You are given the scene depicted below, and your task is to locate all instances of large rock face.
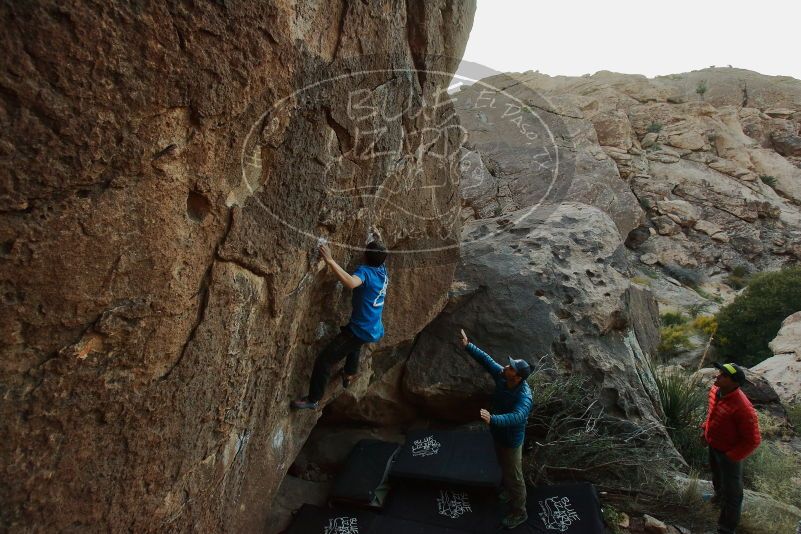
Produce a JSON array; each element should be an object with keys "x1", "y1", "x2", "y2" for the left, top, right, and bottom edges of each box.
[{"x1": 0, "y1": 1, "x2": 475, "y2": 531}]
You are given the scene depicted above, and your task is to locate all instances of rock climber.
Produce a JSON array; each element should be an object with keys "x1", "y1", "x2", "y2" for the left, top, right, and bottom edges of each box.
[
  {"x1": 701, "y1": 362, "x2": 761, "y2": 534},
  {"x1": 458, "y1": 328, "x2": 533, "y2": 529},
  {"x1": 291, "y1": 241, "x2": 388, "y2": 410}
]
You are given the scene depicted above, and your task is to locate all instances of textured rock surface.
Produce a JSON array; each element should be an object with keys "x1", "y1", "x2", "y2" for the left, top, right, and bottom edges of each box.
[
  {"x1": 752, "y1": 312, "x2": 801, "y2": 405},
  {"x1": 404, "y1": 203, "x2": 667, "y2": 432},
  {"x1": 485, "y1": 69, "x2": 801, "y2": 319},
  {"x1": 0, "y1": 1, "x2": 475, "y2": 531}
]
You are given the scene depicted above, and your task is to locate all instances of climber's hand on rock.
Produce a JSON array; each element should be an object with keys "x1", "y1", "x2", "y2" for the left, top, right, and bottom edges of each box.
[
  {"x1": 480, "y1": 409, "x2": 491, "y2": 424},
  {"x1": 459, "y1": 329, "x2": 469, "y2": 348},
  {"x1": 319, "y1": 243, "x2": 333, "y2": 263}
]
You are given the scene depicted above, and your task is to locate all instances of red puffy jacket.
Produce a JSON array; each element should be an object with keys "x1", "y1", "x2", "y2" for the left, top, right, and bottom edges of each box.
[{"x1": 702, "y1": 385, "x2": 761, "y2": 461}]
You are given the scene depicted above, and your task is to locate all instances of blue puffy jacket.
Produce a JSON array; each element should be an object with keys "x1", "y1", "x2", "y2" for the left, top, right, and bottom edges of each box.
[{"x1": 466, "y1": 343, "x2": 533, "y2": 448}]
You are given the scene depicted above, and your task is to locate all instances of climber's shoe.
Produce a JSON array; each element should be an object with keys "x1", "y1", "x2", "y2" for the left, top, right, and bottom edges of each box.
[
  {"x1": 291, "y1": 397, "x2": 319, "y2": 410},
  {"x1": 502, "y1": 512, "x2": 528, "y2": 529}
]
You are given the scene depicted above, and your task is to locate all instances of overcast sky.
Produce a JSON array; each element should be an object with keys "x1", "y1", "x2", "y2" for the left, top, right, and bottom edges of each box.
[{"x1": 458, "y1": 0, "x2": 801, "y2": 81}]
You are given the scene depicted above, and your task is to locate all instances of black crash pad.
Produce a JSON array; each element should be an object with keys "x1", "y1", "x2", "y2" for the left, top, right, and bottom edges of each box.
[
  {"x1": 283, "y1": 504, "x2": 465, "y2": 534},
  {"x1": 389, "y1": 429, "x2": 502, "y2": 488},
  {"x1": 383, "y1": 482, "x2": 604, "y2": 534},
  {"x1": 330, "y1": 439, "x2": 400, "y2": 508},
  {"x1": 384, "y1": 483, "x2": 503, "y2": 533},
  {"x1": 525, "y1": 483, "x2": 604, "y2": 534}
]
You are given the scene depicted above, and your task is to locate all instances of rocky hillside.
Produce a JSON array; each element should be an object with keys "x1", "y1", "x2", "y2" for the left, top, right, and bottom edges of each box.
[
  {"x1": 478, "y1": 68, "x2": 801, "y2": 315},
  {"x1": 0, "y1": 1, "x2": 475, "y2": 531}
]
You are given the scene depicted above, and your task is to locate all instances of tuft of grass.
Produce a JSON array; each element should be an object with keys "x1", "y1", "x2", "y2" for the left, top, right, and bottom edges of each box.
[
  {"x1": 692, "y1": 286, "x2": 722, "y2": 303},
  {"x1": 687, "y1": 302, "x2": 709, "y2": 318},
  {"x1": 756, "y1": 411, "x2": 784, "y2": 440},
  {"x1": 787, "y1": 403, "x2": 801, "y2": 431},
  {"x1": 601, "y1": 505, "x2": 624, "y2": 534},
  {"x1": 744, "y1": 442, "x2": 801, "y2": 508},
  {"x1": 646, "y1": 121, "x2": 663, "y2": 134},
  {"x1": 726, "y1": 264, "x2": 751, "y2": 290},
  {"x1": 759, "y1": 174, "x2": 778, "y2": 188},
  {"x1": 650, "y1": 363, "x2": 707, "y2": 468},
  {"x1": 739, "y1": 505, "x2": 800, "y2": 534},
  {"x1": 696, "y1": 80, "x2": 708, "y2": 98},
  {"x1": 661, "y1": 311, "x2": 688, "y2": 327}
]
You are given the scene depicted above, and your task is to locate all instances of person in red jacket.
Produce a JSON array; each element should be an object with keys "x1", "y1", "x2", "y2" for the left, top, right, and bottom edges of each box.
[{"x1": 701, "y1": 362, "x2": 761, "y2": 534}]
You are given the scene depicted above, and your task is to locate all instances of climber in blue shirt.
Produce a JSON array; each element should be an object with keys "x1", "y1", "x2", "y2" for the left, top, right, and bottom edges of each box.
[
  {"x1": 458, "y1": 328, "x2": 533, "y2": 530},
  {"x1": 292, "y1": 241, "x2": 388, "y2": 410}
]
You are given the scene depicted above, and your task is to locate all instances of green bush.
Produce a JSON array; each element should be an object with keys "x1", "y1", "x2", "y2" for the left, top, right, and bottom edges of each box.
[
  {"x1": 601, "y1": 505, "x2": 624, "y2": 534},
  {"x1": 714, "y1": 266, "x2": 801, "y2": 366},
  {"x1": 696, "y1": 80, "x2": 708, "y2": 98},
  {"x1": 759, "y1": 174, "x2": 778, "y2": 188},
  {"x1": 646, "y1": 121, "x2": 663, "y2": 134},
  {"x1": 661, "y1": 311, "x2": 688, "y2": 326},
  {"x1": 726, "y1": 265, "x2": 751, "y2": 290},
  {"x1": 687, "y1": 302, "x2": 708, "y2": 318},
  {"x1": 658, "y1": 325, "x2": 693, "y2": 359},
  {"x1": 787, "y1": 403, "x2": 801, "y2": 431}
]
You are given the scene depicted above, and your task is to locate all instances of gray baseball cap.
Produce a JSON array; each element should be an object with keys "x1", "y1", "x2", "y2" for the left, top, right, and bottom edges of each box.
[{"x1": 508, "y1": 357, "x2": 531, "y2": 379}]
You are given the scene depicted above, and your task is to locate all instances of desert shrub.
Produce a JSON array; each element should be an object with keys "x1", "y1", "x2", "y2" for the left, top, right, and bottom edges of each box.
[
  {"x1": 691, "y1": 315, "x2": 717, "y2": 336},
  {"x1": 715, "y1": 266, "x2": 801, "y2": 366},
  {"x1": 787, "y1": 403, "x2": 801, "y2": 431},
  {"x1": 759, "y1": 174, "x2": 778, "y2": 188},
  {"x1": 661, "y1": 311, "x2": 687, "y2": 326},
  {"x1": 725, "y1": 265, "x2": 751, "y2": 290},
  {"x1": 601, "y1": 505, "x2": 624, "y2": 534},
  {"x1": 696, "y1": 80, "x2": 708, "y2": 98},
  {"x1": 663, "y1": 263, "x2": 705, "y2": 288},
  {"x1": 646, "y1": 121, "x2": 663, "y2": 134},
  {"x1": 687, "y1": 302, "x2": 708, "y2": 318},
  {"x1": 650, "y1": 363, "x2": 707, "y2": 468},
  {"x1": 525, "y1": 361, "x2": 673, "y2": 486},
  {"x1": 739, "y1": 506, "x2": 800, "y2": 534},
  {"x1": 756, "y1": 411, "x2": 784, "y2": 439},
  {"x1": 658, "y1": 325, "x2": 694, "y2": 359},
  {"x1": 744, "y1": 442, "x2": 801, "y2": 508}
]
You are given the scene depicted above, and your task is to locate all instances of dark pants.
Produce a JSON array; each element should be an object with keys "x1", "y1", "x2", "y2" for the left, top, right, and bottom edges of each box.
[
  {"x1": 709, "y1": 446, "x2": 743, "y2": 534},
  {"x1": 307, "y1": 326, "x2": 364, "y2": 402},
  {"x1": 495, "y1": 443, "x2": 526, "y2": 518}
]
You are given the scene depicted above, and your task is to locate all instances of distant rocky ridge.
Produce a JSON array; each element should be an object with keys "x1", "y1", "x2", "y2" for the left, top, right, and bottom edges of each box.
[{"x1": 458, "y1": 68, "x2": 801, "y2": 314}]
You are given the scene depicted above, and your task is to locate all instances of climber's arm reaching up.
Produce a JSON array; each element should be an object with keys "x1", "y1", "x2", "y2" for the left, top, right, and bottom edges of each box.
[{"x1": 320, "y1": 244, "x2": 363, "y2": 290}]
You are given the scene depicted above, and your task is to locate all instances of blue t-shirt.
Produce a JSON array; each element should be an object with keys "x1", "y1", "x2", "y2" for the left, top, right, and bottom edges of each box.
[{"x1": 347, "y1": 264, "x2": 388, "y2": 343}]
